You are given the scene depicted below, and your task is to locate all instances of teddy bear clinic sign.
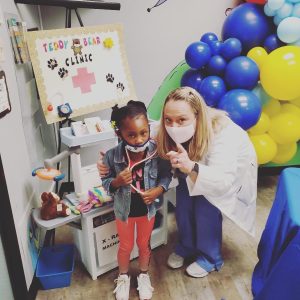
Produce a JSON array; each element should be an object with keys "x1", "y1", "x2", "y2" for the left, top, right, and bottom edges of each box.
[{"x1": 26, "y1": 24, "x2": 136, "y2": 124}]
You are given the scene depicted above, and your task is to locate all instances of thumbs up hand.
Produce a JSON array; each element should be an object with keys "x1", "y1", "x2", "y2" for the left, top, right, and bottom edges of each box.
[{"x1": 167, "y1": 143, "x2": 194, "y2": 174}]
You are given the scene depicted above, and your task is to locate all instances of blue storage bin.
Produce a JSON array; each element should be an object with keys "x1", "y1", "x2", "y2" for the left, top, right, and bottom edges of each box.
[{"x1": 36, "y1": 244, "x2": 75, "y2": 290}]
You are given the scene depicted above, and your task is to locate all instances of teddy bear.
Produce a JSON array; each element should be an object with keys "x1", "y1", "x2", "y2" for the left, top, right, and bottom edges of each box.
[{"x1": 40, "y1": 192, "x2": 71, "y2": 220}]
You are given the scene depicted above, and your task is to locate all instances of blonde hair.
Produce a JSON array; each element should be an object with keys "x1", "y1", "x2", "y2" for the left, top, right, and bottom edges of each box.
[{"x1": 157, "y1": 87, "x2": 228, "y2": 161}]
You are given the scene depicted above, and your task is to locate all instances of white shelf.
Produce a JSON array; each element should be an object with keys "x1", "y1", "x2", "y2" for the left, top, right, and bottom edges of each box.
[
  {"x1": 60, "y1": 127, "x2": 116, "y2": 147},
  {"x1": 32, "y1": 208, "x2": 81, "y2": 230}
]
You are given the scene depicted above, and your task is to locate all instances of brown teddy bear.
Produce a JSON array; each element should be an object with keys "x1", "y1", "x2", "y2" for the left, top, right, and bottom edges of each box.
[{"x1": 40, "y1": 192, "x2": 71, "y2": 220}]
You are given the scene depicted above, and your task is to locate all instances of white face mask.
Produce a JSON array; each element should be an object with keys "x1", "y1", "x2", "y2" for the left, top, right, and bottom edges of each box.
[
  {"x1": 165, "y1": 121, "x2": 196, "y2": 144},
  {"x1": 125, "y1": 140, "x2": 150, "y2": 153}
]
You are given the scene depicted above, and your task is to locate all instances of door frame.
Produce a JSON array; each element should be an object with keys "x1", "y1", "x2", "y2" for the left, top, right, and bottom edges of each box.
[{"x1": 0, "y1": 155, "x2": 38, "y2": 300}]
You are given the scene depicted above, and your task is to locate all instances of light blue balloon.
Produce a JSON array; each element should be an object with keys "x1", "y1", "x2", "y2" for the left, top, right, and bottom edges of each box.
[
  {"x1": 268, "y1": 0, "x2": 285, "y2": 10},
  {"x1": 252, "y1": 83, "x2": 271, "y2": 107},
  {"x1": 274, "y1": 15, "x2": 284, "y2": 26},
  {"x1": 287, "y1": 0, "x2": 300, "y2": 3},
  {"x1": 264, "y1": 3, "x2": 278, "y2": 16},
  {"x1": 292, "y1": 3, "x2": 300, "y2": 17},
  {"x1": 276, "y1": 2, "x2": 293, "y2": 19},
  {"x1": 290, "y1": 38, "x2": 300, "y2": 45},
  {"x1": 277, "y1": 16, "x2": 300, "y2": 43}
]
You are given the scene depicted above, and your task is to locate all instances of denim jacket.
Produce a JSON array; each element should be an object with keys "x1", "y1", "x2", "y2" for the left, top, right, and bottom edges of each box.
[{"x1": 101, "y1": 140, "x2": 172, "y2": 221}]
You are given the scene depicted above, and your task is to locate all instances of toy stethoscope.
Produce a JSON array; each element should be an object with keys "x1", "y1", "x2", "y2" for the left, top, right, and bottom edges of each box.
[
  {"x1": 125, "y1": 146, "x2": 159, "y2": 202},
  {"x1": 32, "y1": 167, "x2": 65, "y2": 181}
]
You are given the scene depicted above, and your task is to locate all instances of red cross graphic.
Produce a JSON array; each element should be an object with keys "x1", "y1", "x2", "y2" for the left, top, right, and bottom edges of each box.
[{"x1": 72, "y1": 67, "x2": 96, "y2": 94}]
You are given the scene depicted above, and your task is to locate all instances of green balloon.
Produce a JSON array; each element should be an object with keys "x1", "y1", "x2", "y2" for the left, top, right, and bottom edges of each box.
[
  {"x1": 252, "y1": 83, "x2": 271, "y2": 107},
  {"x1": 147, "y1": 60, "x2": 189, "y2": 120}
]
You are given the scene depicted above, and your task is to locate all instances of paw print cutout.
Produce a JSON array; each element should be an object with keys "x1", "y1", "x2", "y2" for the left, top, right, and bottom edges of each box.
[
  {"x1": 116, "y1": 82, "x2": 125, "y2": 92},
  {"x1": 58, "y1": 68, "x2": 68, "y2": 79},
  {"x1": 106, "y1": 73, "x2": 114, "y2": 83},
  {"x1": 47, "y1": 59, "x2": 58, "y2": 70}
]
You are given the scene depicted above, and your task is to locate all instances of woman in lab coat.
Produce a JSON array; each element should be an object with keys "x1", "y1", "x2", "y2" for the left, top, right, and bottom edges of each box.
[{"x1": 157, "y1": 87, "x2": 257, "y2": 278}]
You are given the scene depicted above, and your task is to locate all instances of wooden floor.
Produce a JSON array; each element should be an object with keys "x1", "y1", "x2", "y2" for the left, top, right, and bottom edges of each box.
[{"x1": 36, "y1": 175, "x2": 278, "y2": 300}]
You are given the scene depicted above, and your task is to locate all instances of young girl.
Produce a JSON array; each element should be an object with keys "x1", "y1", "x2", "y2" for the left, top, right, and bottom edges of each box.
[{"x1": 101, "y1": 100, "x2": 171, "y2": 300}]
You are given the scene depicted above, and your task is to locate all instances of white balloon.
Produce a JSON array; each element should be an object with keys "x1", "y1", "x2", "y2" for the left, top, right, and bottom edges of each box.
[
  {"x1": 290, "y1": 38, "x2": 300, "y2": 46},
  {"x1": 277, "y1": 17, "x2": 300, "y2": 43},
  {"x1": 292, "y1": 3, "x2": 300, "y2": 17},
  {"x1": 268, "y1": 0, "x2": 285, "y2": 10},
  {"x1": 264, "y1": 3, "x2": 278, "y2": 16},
  {"x1": 276, "y1": 2, "x2": 293, "y2": 19}
]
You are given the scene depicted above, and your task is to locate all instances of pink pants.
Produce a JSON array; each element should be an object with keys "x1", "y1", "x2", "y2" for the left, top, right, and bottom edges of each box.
[{"x1": 116, "y1": 216, "x2": 155, "y2": 273}]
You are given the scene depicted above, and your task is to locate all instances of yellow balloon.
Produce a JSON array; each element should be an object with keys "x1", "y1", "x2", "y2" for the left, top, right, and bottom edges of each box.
[
  {"x1": 260, "y1": 46, "x2": 300, "y2": 100},
  {"x1": 281, "y1": 103, "x2": 300, "y2": 120},
  {"x1": 249, "y1": 133, "x2": 277, "y2": 164},
  {"x1": 248, "y1": 112, "x2": 270, "y2": 135},
  {"x1": 290, "y1": 96, "x2": 300, "y2": 108},
  {"x1": 247, "y1": 47, "x2": 268, "y2": 69},
  {"x1": 262, "y1": 98, "x2": 281, "y2": 117},
  {"x1": 269, "y1": 112, "x2": 300, "y2": 144},
  {"x1": 271, "y1": 142, "x2": 297, "y2": 164}
]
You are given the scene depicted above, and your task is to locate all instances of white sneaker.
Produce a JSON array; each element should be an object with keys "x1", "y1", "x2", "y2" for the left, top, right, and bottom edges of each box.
[
  {"x1": 167, "y1": 252, "x2": 184, "y2": 269},
  {"x1": 113, "y1": 274, "x2": 130, "y2": 300},
  {"x1": 186, "y1": 262, "x2": 223, "y2": 278},
  {"x1": 137, "y1": 273, "x2": 154, "y2": 300}
]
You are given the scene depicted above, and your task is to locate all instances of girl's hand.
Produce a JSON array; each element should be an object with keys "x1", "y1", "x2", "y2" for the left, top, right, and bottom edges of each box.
[
  {"x1": 166, "y1": 143, "x2": 194, "y2": 174},
  {"x1": 97, "y1": 151, "x2": 109, "y2": 177},
  {"x1": 141, "y1": 186, "x2": 164, "y2": 205},
  {"x1": 112, "y1": 168, "x2": 132, "y2": 188}
]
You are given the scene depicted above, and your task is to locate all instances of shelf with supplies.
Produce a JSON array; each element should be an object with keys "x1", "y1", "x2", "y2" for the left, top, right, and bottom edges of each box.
[{"x1": 60, "y1": 124, "x2": 116, "y2": 148}]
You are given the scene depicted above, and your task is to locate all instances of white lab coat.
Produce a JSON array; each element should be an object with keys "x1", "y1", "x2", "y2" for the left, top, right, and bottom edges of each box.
[{"x1": 186, "y1": 118, "x2": 257, "y2": 236}]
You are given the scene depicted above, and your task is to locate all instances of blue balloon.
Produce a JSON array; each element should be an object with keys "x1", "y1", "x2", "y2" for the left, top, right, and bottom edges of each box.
[
  {"x1": 209, "y1": 40, "x2": 222, "y2": 55},
  {"x1": 263, "y1": 33, "x2": 285, "y2": 52},
  {"x1": 207, "y1": 55, "x2": 227, "y2": 76},
  {"x1": 200, "y1": 32, "x2": 218, "y2": 45},
  {"x1": 199, "y1": 76, "x2": 227, "y2": 107},
  {"x1": 224, "y1": 56, "x2": 259, "y2": 90},
  {"x1": 222, "y1": 3, "x2": 274, "y2": 53},
  {"x1": 180, "y1": 69, "x2": 205, "y2": 90},
  {"x1": 220, "y1": 38, "x2": 242, "y2": 60},
  {"x1": 218, "y1": 89, "x2": 262, "y2": 130},
  {"x1": 185, "y1": 42, "x2": 212, "y2": 69}
]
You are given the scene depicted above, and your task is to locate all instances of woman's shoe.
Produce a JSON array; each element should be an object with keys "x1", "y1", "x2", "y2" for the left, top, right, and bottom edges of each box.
[
  {"x1": 167, "y1": 252, "x2": 184, "y2": 269},
  {"x1": 186, "y1": 262, "x2": 223, "y2": 278}
]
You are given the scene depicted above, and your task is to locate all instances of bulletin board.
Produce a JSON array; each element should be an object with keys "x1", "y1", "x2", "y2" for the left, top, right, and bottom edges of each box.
[{"x1": 26, "y1": 24, "x2": 136, "y2": 124}]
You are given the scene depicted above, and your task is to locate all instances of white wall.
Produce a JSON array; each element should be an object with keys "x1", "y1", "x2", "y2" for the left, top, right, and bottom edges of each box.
[{"x1": 41, "y1": 0, "x2": 234, "y2": 106}]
